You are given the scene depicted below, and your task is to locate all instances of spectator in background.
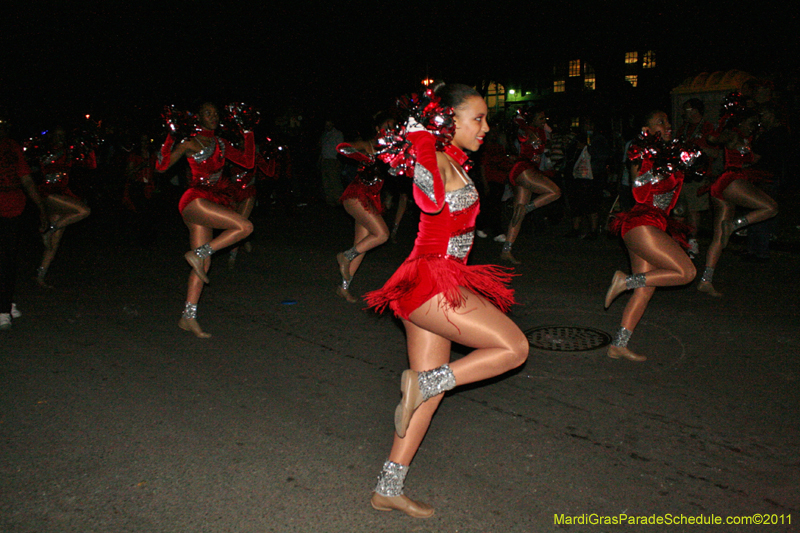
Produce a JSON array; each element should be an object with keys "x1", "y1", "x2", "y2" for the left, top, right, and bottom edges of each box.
[
  {"x1": 0, "y1": 115, "x2": 49, "y2": 329},
  {"x1": 477, "y1": 128, "x2": 513, "y2": 240},
  {"x1": 564, "y1": 117, "x2": 610, "y2": 239}
]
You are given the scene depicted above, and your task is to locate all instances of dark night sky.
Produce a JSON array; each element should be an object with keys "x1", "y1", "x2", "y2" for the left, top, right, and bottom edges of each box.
[{"x1": 2, "y1": 1, "x2": 797, "y2": 133}]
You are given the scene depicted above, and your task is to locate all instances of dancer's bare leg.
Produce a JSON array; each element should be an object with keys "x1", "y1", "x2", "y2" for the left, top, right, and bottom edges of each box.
[
  {"x1": 722, "y1": 180, "x2": 779, "y2": 226},
  {"x1": 607, "y1": 225, "x2": 695, "y2": 360},
  {"x1": 37, "y1": 195, "x2": 91, "y2": 287},
  {"x1": 502, "y1": 170, "x2": 561, "y2": 263},
  {"x1": 182, "y1": 198, "x2": 254, "y2": 253},
  {"x1": 178, "y1": 200, "x2": 253, "y2": 337},
  {"x1": 337, "y1": 199, "x2": 388, "y2": 291},
  {"x1": 698, "y1": 197, "x2": 734, "y2": 296},
  {"x1": 388, "y1": 289, "x2": 529, "y2": 465},
  {"x1": 343, "y1": 199, "x2": 389, "y2": 276},
  {"x1": 373, "y1": 289, "x2": 527, "y2": 517},
  {"x1": 179, "y1": 223, "x2": 213, "y2": 338},
  {"x1": 228, "y1": 196, "x2": 256, "y2": 264}
]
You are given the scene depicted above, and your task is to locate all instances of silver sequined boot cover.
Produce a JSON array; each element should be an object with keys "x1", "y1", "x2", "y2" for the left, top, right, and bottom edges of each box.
[
  {"x1": 625, "y1": 273, "x2": 646, "y2": 290},
  {"x1": 731, "y1": 216, "x2": 749, "y2": 231},
  {"x1": 182, "y1": 302, "x2": 198, "y2": 320},
  {"x1": 375, "y1": 460, "x2": 408, "y2": 497},
  {"x1": 611, "y1": 327, "x2": 632, "y2": 348},
  {"x1": 343, "y1": 246, "x2": 361, "y2": 261},
  {"x1": 700, "y1": 267, "x2": 714, "y2": 283},
  {"x1": 195, "y1": 243, "x2": 214, "y2": 258},
  {"x1": 418, "y1": 364, "x2": 456, "y2": 401}
]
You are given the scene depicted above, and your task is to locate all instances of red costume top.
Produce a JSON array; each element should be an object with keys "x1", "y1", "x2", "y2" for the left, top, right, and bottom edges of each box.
[
  {"x1": 708, "y1": 143, "x2": 770, "y2": 200},
  {"x1": 39, "y1": 146, "x2": 96, "y2": 199},
  {"x1": 0, "y1": 138, "x2": 32, "y2": 218},
  {"x1": 509, "y1": 125, "x2": 549, "y2": 186},
  {"x1": 364, "y1": 132, "x2": 514, "y2": 319},
  {"x1": 609, "y1": 141, "x2": 689, "y2": 247},
  {"x1": 158, "y1": 130, "x2": 255, "y2": 213},
  {"x1": 337, "y1": 143, "x2": 385, "y2": 214}
]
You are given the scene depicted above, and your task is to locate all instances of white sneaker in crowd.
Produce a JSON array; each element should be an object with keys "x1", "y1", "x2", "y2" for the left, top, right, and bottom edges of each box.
[
  {"x1": 493, "y1": 234, "x2": 507, "y2": 243},
  {"x1": 0, "y1": 313, "x2": 11, "y2": 331},
  {"x1": 476, "y1": 230, "x2": 488, "y2": 238},
  {"x1": 11, "y1": 303, "x2": 21, "y2": 319}
]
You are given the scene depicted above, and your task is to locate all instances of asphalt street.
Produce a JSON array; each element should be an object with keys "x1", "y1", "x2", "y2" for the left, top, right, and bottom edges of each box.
[{"x1": 2, "y1": 198, "x2": 798, "y2": 533}]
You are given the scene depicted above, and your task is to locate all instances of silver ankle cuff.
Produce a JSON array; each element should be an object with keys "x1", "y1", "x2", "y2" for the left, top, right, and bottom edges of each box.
[
  {"x1": 418, "y1": 364, "x2": 456, "y2": 401},
  {"x1": 36, "y1": 266, "x2": 48, "y2": 280},
  {"x1": 182, "y1": 302, "x2": 198, "y2": 319},
  {"x1": 341, "y1": 278, "x2": 351, "y2": 290},
  {"x1": 375, "y1": 460, "x2": 408, "y2": 497},
  {"x1": 195, "y1": 244, "x2": 214, "y2": 258},
  {"x1": 731, "y1": 216, "x2": 748, "y2": 231},
  {"x1": 612, "y1": 327, "x2": 632, "y2": 348},
  {"x1": 700, "y1": 267, "x2": 714, "y2": 283},
  {"x1": 502, "y1": 242, "x2": 513, "y2": 252},
  {"x1": 343, "y1": 247, "x2": 360, "y2": 261},
  {"x1": 626, "y1": 273, "x2": 646, "y2": 290}
]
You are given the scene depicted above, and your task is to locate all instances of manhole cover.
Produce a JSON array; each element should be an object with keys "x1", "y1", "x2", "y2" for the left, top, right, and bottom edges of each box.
[{"x1": 525, "y1": 325, "x2": 612, "y2": 352}]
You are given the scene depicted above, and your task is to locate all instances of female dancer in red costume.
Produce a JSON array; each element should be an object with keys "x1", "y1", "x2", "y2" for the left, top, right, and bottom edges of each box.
[
  {"x1": 156, "y1": 102, "x2": 254, "y2": 338},
  {"x1": 604, "y1": 111, "x2": 697, "y2": 361},
  {"x1": 364, "y1": 84, "x2": 529, "y2": 518},
  {"x1": 697, "y1": 108, "x2": 778, "y2": 296},
  {"x1": 36, "y1": 127, "x2": 94, "y2": 288},
  {"x1": 501, "y1": 107, "x2": 561, "y2": 264},
  {"x1": 334, "y1": 112, "x2": 394, "y2": 303}
]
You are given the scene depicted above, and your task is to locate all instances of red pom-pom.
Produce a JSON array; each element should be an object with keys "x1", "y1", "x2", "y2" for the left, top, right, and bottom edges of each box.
[{"x1": 222, "y1": 102, "x2": 260, "y2": 133}]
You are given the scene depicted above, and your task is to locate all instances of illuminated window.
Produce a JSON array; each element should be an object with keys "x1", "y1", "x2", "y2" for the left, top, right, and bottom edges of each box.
[
  {"x1": 571, "y1": 117, "x2": 580, "y2": 128},
  {"x1": 485, "y1": 82, "x2": 505, "y2": 111},
  {"x1": 568, "y1": 60, "x2": 581, "y2": 77},
  {"x1": 643, "y1": 50, "x2": 656, "y2": 68},
  {"x1": 584, "y1": 64, "x2": 595, "y2": 90},
  {"x1": 553, "y1": 80, "x2": 565, "y2": 93},
  {"x1": 625, "y1": 75, "x2": 638, "y2": 87},
  {"x1": 625, "y1": 51, "x2": 638, "y2": 64}
]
